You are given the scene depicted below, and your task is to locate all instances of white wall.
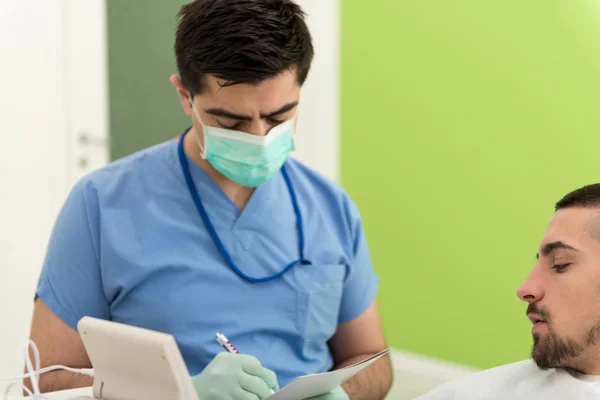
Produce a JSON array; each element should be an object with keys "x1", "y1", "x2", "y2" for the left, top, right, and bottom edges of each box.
[
  {"x1": 293, "y1": 0, "x2": 340, "y2": 182},
  {"x1": 0, "y1": 0, "x2": 108, "y2": 390},
  {"x1": 0, "y1": 1, "x2": 68, "y2": 386}
]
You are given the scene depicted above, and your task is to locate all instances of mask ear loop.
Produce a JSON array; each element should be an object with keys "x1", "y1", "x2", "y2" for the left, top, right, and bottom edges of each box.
[{"x1": 189, "y1": 95, "x2": 208, "y2": 159}]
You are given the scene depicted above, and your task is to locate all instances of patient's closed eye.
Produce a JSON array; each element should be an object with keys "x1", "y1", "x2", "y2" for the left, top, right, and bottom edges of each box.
[{"x1": 552, "y1": 263, "x2": 570, "y2": 272}]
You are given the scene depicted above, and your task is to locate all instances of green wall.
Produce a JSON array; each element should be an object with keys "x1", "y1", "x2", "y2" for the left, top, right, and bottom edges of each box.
[
  {"x1": 107, "y1": 0, "x2": 189, "y2": 160},
  {"x1": 341, "y1": 1, "x2": 600, "y2": 369}
]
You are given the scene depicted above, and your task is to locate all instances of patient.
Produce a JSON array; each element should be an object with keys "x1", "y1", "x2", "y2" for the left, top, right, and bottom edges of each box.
[{"x1": 416, "y1": 183, "x2": 600, "y2": 399}]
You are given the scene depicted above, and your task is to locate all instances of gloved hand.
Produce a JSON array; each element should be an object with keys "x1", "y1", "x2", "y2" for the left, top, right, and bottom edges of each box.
[
  {"x1": 191, "y1": 352, "x2": 279, "y2": 400},
  {"x1": 305, "y1": 386, "x2": 349, "y2": 400}
]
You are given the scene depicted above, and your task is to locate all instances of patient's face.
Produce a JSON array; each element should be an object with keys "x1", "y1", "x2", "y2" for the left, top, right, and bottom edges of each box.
[{"x1": 517, "y1": 207, "x2": 600, "y2": 372}]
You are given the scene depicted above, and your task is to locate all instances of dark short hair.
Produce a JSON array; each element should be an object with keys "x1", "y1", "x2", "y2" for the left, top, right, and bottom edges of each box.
[
  {"x1": 555, "y1": 184, "x2": 600, "y2": 211},
  {"x1": 174, "y1": 0, "x2": 314, "y2": 95}
]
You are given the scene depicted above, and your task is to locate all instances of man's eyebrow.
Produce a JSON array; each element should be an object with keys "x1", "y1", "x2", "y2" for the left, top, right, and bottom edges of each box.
[
  {"x1": 204, "y1": 108, "x2": 253, "y2": 121},
  {"x1": 260, "y1": 102, "x2": 298, "y2": 119},
  {"x1": 536, "y1": 241, "x2": 578, "y2": 259},
  {"x1": 203, "y1": 101, "x2": 298, "y2": 121}
]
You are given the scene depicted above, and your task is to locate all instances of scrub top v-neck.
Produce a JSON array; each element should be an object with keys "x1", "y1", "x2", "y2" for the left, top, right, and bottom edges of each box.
[{"x1": 177, "y1": 129, "x2": 311, "y2": 283}]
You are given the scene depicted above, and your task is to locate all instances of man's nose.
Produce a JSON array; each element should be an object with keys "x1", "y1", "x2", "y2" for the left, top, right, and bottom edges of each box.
[
  {"x1": 246, "y1": 119, "x2": 272, "y2": 136},
  {"x1": 517, "y1": 269, "x2": 544, "y2": 303}
]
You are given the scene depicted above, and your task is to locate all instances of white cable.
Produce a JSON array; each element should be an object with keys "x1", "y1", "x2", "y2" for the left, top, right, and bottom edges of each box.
[
  {"x1": 3, "y1": 340, "x2": 44, "y2": 400},
  {"x1": 2, "y1": 340, "x2": 94, "y2": 400},
  {"x1": 24, "y1": 340, "x2": 40, "y2": 396},
  {"x1": 0, "y1": 366, "x2": 94, "y2": 381}
]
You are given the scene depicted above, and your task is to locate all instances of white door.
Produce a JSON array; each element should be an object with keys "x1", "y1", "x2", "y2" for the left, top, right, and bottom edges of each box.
[{"x1": 0, "y1": 0, "x2": 108, "y2": 389}]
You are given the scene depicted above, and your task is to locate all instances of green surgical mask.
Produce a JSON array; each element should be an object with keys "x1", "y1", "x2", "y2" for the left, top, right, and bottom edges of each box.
[{"x1": 191, "y1": 101, "x2": 296, "y2": 187}]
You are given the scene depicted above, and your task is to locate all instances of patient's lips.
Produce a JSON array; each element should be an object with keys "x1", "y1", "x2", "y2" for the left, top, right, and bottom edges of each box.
[
  {"x1": 528, "y1": 313, "x2": 545, "y2": 324},
  {"x1": 528, "y1": 313, "x2": 547, "y2": 333}
]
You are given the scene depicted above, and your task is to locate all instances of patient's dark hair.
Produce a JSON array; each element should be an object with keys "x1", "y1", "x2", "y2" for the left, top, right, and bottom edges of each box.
[
  {"x1": 555, "y1": 184, "x2": 600, "y2": 210},
  {"x1": 175, "y1": 0, "x2": 314, "y2": 95}
]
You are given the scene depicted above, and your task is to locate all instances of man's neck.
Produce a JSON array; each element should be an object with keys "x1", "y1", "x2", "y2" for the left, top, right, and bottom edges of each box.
[
  {"x1": 183, "y1": 129, "x2": 255, "y2": 210},
  {"x1": 562, "y1": 351, "x2": 600, "y2": 376}
]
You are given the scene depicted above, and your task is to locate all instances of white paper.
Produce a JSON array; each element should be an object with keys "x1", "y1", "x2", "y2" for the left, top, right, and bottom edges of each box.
[{"x1": 266, "y1": 348, "x2": 390, "y2": 400}]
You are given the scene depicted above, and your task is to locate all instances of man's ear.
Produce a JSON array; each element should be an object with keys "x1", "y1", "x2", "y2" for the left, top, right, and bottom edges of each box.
[{"x1": 170, "y1": 74, "x2": 193, "y2": 116}]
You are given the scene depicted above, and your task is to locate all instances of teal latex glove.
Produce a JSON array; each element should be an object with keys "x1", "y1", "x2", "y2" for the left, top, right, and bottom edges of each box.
[
  {"x1": 191, "y1": 353, "x2": 279, "y2": 400},
  {"x1": 305, "y1": 386, "x2": 350, "y2": 400}
]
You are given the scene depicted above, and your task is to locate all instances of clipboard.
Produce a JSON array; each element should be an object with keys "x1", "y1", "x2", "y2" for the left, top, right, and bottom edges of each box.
[{"x1": 266, "y1": 348, "x2": 391, "y2": 400}]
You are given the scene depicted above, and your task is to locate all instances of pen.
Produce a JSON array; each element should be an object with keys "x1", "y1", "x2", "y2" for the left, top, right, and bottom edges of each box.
[
  {"x1": 215, "y1": 333, "x2": 275, "y2": 395},
  {"x1": 216, "y1": 332, "x2": 239, "y2": 354}
]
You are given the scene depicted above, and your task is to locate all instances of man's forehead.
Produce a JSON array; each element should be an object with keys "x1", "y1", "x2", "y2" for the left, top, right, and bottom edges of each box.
[
  {"x1": 541, "y1": 208, "x2": 600, "y2": 248},
  {"x1": 199, "y1": 71, "x2": 300, "y2": 112},
  {"x1": 205, "y1": 69, "x2": 300, "y2": 95}
]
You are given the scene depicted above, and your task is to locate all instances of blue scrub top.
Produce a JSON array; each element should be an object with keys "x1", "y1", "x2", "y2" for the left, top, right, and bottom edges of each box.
[{"x1": 36, "y1": 136, "x2": 379, "y2": 387}]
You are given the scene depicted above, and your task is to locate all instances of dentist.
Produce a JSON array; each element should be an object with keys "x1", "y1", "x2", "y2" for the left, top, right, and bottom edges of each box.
[{"x1": 28, "y1": 1, "x2": 392, "y2": 399}]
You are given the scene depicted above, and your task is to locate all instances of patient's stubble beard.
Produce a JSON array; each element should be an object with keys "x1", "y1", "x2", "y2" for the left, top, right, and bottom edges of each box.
[{"x1": 531, "y1": 311, "x2": 600, "y2": 370}]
